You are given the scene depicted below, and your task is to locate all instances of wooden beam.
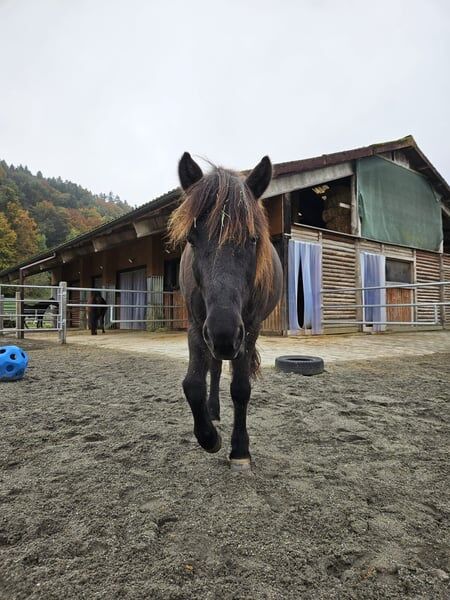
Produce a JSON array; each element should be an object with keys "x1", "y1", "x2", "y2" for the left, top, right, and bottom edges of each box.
[
  {"x1": 263, "y1": 162, "x2": 354, "y2": 199},
  {"x1": 282, "y1": 192, "x2": 292, "y2": 237},
  {"x1": 350, "y1": 174, "x2": 360, "y2": 236},
  {"x1": 133, "y1": 214, "x2": 169, "y2": 238},
  {"x1": 60, "y1": 243, "x2": 94, "y2": 263},
  {"x1": 61, "y1": 249, "x2": 78, "y2": 263},
  {"x1": 281, "y1": 192, "x2": 291, "y2": 334},
  {"x1": 93, "y1": 230, "x2": 136, "y2": 252}
]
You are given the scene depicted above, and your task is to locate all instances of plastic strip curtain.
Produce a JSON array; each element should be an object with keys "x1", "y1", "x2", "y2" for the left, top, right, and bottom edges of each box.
[
  {"x1": 119, "y1": 269, "x2": 147, "y2": 330},
  {"x1": 288, "y1": 240, "x2": 323, "y2": 334},
  {"x1": 360, "y1": 252, "x2": 386, "y2": 332}
]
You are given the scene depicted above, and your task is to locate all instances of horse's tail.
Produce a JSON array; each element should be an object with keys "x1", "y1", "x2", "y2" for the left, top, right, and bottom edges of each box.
[{"x1": 250, "y1": 347, "x2": 261, "y2": 380}]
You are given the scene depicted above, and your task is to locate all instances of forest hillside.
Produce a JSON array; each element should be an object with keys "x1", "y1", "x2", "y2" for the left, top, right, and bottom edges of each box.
[{"x1": 0, "y1": 161, "x2": 131, "y2": 271}]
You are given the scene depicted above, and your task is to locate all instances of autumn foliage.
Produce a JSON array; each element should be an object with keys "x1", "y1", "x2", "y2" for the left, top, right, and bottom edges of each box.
[{"x1": 0, "y1": 161, "x2": 130, "y2": 271}]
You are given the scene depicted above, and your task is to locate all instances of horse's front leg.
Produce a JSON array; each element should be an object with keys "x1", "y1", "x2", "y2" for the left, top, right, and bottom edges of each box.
[
  {"x1": 183, "y1": 327, "x2": 222, "y2": 453},
  {"x1": 229, "y1": 352, "x2": 253, "y2": 472},
  {"x1": 207, "y1": 358, "x2": 222, "y2": 424}
]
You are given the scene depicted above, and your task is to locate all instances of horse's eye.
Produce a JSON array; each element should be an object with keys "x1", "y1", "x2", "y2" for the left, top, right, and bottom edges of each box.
[{"x1": 250, "y1": 235, "x2": 258, "y2": 245}]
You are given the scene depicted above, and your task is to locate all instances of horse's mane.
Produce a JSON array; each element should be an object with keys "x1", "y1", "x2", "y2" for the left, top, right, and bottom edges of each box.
[{"x1": 168, "y1": 167, "x2": 273, "y2": 291}]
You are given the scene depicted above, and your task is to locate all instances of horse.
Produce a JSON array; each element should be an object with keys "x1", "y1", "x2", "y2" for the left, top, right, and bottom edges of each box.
[
  {"x1": 88, "y1": 291, "x2": 107, "y2": 335},
  {"x1": 23, "y1": 298, "x2": 58, "y2": 328},
  {"x1": 168, "y1": 153, "x2": 283, "y2": 471}
]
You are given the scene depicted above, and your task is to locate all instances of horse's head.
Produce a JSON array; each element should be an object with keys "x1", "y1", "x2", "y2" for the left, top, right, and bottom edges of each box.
[{"x1": 171, "y1": 153, "x2": 273, "y2": 360}]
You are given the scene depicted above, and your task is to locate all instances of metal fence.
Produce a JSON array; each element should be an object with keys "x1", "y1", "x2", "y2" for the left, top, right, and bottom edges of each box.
[
  {"x1": 0, "y1": 282, "x2": 65, "y2": 340},
  {"x1": 321, "y1": 280, "x2": 450, "y2": 328},
  {"x1": 1, "y1": 279, "x2": 449, "y2": 343},
  {"x1": 0, "y1": 282, "x2": 188, "y2": 344}
]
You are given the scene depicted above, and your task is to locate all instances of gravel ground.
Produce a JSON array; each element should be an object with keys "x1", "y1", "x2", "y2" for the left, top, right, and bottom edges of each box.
[{"x1": 0, "y1": 339, "x2": 449, "y2": 600}]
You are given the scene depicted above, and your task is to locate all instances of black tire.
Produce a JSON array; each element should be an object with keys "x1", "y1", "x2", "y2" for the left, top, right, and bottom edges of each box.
[{"x1": 275, "y1": 355, "x2": 324, "y2": 376}]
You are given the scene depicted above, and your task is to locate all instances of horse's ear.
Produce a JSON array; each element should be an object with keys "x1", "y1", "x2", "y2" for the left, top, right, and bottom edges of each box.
[
  {"x1": 178, "y1": 152, "x2": 203, "y2": 191},
  {"x1": 246, "y1": 156, "x2": 272, "y2": 199}
]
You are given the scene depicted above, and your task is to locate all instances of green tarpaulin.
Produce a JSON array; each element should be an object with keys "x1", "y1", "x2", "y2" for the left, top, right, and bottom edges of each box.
[{"x1": 357, "y1": 156, "x2": 442, "y2": 251}]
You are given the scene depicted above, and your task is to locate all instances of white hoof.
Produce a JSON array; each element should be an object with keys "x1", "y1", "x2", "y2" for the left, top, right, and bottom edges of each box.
[{"x1": 229, "y1": 458, "x2": 251, "y2": 473}]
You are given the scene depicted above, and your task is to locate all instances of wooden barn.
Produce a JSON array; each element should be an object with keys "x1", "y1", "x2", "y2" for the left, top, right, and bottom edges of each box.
[{"x1": 2, "y1": 135, "x2": 449, "y2": 335}]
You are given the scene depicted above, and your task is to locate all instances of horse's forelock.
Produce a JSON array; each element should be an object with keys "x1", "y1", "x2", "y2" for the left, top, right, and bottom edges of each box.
[{"x1": 168, "y1": 167, "x2": 273, "y2": 292}]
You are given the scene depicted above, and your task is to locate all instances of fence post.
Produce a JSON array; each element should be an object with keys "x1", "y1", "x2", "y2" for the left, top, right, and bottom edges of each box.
[
  {"x1": 15, "y1": 291, "x2": 22, "y2": 340},
  {"x1": 0, "y1": 293, "x2": 4, "y2": 336},
  {"x1": 58, "y1": 281, "x2": 67, "y2": 344},
  {"x1": 433, "y1": 303, "x2": 439, "y2": 326}
]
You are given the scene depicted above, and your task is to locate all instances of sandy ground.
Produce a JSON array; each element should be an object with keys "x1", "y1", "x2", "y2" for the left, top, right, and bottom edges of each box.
[{"x1": 0, "y1": 340, "x2": 449, "y2": 600}]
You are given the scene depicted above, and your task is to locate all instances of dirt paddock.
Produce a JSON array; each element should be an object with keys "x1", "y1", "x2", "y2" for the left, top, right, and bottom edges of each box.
[{"x1": 0, "y1": 339, "x2": 449, "y2": 599}]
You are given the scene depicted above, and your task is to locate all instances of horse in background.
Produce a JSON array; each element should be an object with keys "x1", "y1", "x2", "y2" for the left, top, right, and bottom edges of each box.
[
  {"x1": 88, "y1": 291, "x2": 107, "y2": 335},
  {"x1": 168, "y1": 153, "x2": 283, "y2": 472},
  {"x1": 24, "y1": 298, "x2": 58, "y2": 328}
]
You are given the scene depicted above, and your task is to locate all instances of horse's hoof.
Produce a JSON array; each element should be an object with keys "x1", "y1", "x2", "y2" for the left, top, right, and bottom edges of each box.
[
  {"x1": 205, "y1": 431, "x2": 222, "y2": 454},
  {"x1": 211, "y1": 419, "x2": 221, "y2": 428},
  {"x1": 229, "y1": 458, "x2": 251, "y2": 472}
]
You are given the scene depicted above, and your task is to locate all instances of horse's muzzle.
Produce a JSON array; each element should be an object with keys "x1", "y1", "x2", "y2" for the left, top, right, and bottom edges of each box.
[{"x1": 203, "y1": 321, "x2": 244, "y2": 361}]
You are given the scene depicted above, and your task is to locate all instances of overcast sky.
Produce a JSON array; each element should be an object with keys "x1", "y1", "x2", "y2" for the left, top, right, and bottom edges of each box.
[{"x1": 1, "y1": 0, "x2": 449, "y2": 206}]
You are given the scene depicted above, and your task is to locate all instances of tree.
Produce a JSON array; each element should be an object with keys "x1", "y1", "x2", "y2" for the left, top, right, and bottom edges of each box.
[
  {"x1": 0, "y1": 158, "x2": 130, "y2": 256},
  {"x1": 5, "y1": 202, "x2": 45, "y2": 261},
  {"x1": 0, "y1": 213, "x2": 17, "y2": 270},
  {"x1": 33, "y1": 200, "x2": 71, "y2": 247},
  {"x1": 0, "y1": 181, "x2": 21, "y2": 211}
]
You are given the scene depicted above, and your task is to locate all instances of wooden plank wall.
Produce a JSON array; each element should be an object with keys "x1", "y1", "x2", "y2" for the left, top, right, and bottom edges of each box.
[
  {"x1": 172, "y1": 290, "x2": 189, "y2": 330},
  {"x1": 291, "y1": 226, "x2": 447, "y2": 332},
  {"x1": 416, "y1": 251, "x2": 441, "y2": 323},
  {"x1": 261, "y1": 301, "x2": 283, "y2": 334},
  {"x1": 322, "y1": 233, "x2": 357, "y2": 326},
  {"x1": 291, "y1": 227, "x2": 320, "y2": 243}
]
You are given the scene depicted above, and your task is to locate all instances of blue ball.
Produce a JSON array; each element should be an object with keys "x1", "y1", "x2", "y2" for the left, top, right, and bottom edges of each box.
[{"x1": 0, "y1": 345, "x2": 29, "y2": 381}]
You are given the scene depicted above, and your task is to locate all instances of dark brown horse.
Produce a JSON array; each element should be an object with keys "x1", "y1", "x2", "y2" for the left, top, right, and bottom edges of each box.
[
  {"x1": 88, "y1": 291, "x2": 107, "y2": 335},
  {"x1": 168, "y1": 153, "x2": 283, "y2": 471}
]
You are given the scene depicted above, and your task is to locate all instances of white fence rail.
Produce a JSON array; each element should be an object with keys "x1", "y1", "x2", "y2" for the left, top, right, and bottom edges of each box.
[
  {"x1": 1, "y1": 279, "x2": 448, "y2": 343},
  {"x1": 0, "y1": 282, "x2": 187, "y2": 344},
  {"x1": 321, "y1": 280, "x2": 450, "y2": 327}
]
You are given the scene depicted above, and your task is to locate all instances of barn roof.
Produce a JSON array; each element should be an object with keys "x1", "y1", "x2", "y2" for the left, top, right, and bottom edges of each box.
[
  {"x1": 1, "y1": 135, "x2": 449, "y2": 281},
  {"x1": 274, "y1": 135, "x2": 450, "y2": 201}
]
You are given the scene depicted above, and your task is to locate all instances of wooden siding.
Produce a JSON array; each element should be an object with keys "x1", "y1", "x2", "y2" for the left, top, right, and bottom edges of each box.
[
  {"x1": 67, "y1": 282, "x2": 80, "y2": 328},
  {"x1": 291, "y1": 226, "x2": 321, "y2": 243},
  {"x1": 384, "y1": 245, "x2": 414, "y2": 260},
  {"x1": 261, "y1": 301, "x2": 283, "y2": 334},
  {"x1": 359, "y1": 240, "x2": 381, "y2": 253},
  {"x1": 416, "y1": 251, "x2": 441, "y2": 323},
  {"x1": 322, "y1": 234, "x2": 357, "y2": 325}
]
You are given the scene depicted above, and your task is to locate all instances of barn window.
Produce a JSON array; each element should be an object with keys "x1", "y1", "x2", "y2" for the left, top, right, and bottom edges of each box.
[
  {"x1": 385, "y1": 259, "x2": 412, "y2": 284},
  {"x1": 291, "y1": 177, "x2": 352, "y2": 234}
]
